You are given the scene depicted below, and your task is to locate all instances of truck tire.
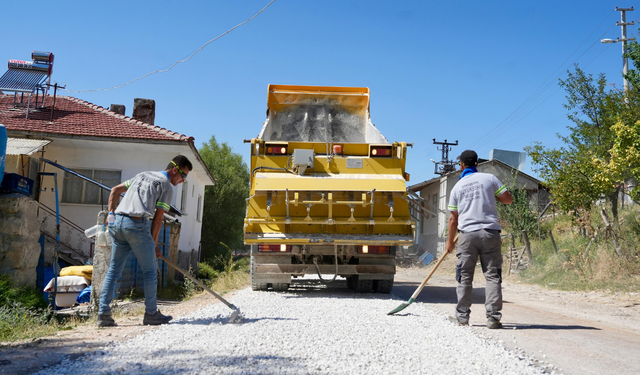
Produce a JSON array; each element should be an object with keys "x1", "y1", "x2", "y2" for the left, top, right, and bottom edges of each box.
[
  {"x1": 272, "y1": 283, "x2": 290, "y2": 291},
  {"x1": 373, "y1": 279, "x2": 394, "y2": 294},
  {"x1": 250, "y1": 256, "x2": 268, "y2": 291},
  {"x1": 354, "y1": 279, "x2": 373, "y2": 293},
  {"x1": 346, "y1": 276, "x2": 357, "y2": 290}
]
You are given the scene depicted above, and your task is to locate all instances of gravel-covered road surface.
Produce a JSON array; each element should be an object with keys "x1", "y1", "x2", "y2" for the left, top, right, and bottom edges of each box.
[{"x1": 35, "y1": 278, "x2": 550, "y2": 375}]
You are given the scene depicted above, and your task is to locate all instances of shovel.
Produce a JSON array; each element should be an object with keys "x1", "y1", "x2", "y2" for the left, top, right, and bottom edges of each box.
[
  {"x1": 387, "y1": 233, "x2": 458, "y2": 315},
  {"x1": 159, "y1": 255, "x2": 242, "y2": 323}
]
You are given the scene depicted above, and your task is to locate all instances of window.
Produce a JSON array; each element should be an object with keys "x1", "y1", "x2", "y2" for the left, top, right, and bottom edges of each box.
[
  {"x1": 432, "y1": 193, "x2": 438, "y2": 219},
  {"x1": 196, "y1": 194, "x2": 202, "y2": 222},
  {"x1": 180, "y1": 181, "x2": 189, "y2": 211},
  {"x1": 62, "y1": 169, "x2": 121, "y2": 205}
]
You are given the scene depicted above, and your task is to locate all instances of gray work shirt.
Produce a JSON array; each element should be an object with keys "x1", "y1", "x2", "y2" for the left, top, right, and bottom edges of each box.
[
  {"x1": 448, "y1": 172, "x2": 507, "y2": 232},
  {"x1": 114, "y1": 171, "x2": 173, "y2": 218}
]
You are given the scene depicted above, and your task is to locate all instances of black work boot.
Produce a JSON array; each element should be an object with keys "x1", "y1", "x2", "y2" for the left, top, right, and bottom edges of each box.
[
  {"x1": 143, "y1": 309, "x2": 172, "y2": 326},
  {"x1": 448, "y1": 316, "x2": 469, "y2": 326},
  {"x1": 97, "y1": 314, "x2": 116, "y2": 327},
  {"x1": 487, "y1": 317, "x2": 503, "y2": 329}
]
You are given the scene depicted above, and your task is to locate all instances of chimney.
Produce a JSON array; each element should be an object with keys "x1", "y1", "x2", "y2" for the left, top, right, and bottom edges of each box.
[
  {"x1": 132, "y1": 98, "x2": 155, "y2": 125},
  {"x1": 110, "y1": 104, "x2": 125, "y2": 116}
]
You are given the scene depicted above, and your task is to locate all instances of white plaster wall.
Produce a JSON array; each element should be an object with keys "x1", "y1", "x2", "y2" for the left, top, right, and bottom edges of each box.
[
  {"x1": 37, "y1": 139, "x2": 207, "y2": 258},
  {"x1": 415, "y1": 182, "x2": 441, "y2": 256}
]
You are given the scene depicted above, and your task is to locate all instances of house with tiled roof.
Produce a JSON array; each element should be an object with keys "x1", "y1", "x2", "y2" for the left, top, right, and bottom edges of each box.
[
  {"x1": 407, "y1": 158, "x2": 550, "y2": 257},
  {"x1": 1, "y1": 94, "x2": 215, "y2": 275}
]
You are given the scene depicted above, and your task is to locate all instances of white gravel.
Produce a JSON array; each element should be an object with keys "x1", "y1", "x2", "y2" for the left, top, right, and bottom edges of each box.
[{"x1": 38, "y1": 280, "x2": 553, "y2": 374}]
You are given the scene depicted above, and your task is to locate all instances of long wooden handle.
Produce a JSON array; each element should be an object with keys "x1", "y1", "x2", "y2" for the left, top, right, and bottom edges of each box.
[
  {"x1": 159, "y1": 255, "x2": 237, "y2": 311},
  {"x1": 410, "y1": 233, "x2": 458, "y2": 300}
]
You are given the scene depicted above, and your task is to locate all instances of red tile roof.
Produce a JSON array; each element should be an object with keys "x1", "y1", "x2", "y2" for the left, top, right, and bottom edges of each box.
[{"x1": 0, "y1": 94, "x2": 193, "y2": 142}]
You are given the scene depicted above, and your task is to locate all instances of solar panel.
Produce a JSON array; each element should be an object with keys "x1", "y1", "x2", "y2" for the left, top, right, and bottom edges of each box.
[
  {"x1": 0, "y1": 68, "x2": 48, "y2": 93},
  {"x1": 0, "y1": 51, "x2": 54, "y2": 118}
]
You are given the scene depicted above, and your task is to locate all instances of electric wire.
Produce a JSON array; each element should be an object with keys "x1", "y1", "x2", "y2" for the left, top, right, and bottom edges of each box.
[
  {"x1": 64, "y1": 0, "x2": 276, "y2": 93},
  {"x1": 468, "y1": 23, "x2": 618, "y2": 152},
  {"x1": 415, "y1": 8, "x2": 625, "y2": 181}
]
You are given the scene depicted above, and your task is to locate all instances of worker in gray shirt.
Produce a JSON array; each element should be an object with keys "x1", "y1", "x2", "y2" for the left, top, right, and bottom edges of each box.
[
  {"x1": 98, "y1": 155, "x2": 192, "y2": 327},
  {"x1": 446, "y1": 150, "x2": 512, "y2": 329}
]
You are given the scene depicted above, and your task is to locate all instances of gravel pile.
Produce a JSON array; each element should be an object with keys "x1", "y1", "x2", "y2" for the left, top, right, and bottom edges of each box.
[{"x1": 37, "y1": 281, "x2": 552, "y2": 374}]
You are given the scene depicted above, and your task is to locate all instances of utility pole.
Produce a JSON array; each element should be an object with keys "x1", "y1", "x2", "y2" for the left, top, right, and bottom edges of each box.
[
  {"x1": 601, "y1": 7, "x2": 635, "y2": 92},
  {"x1": 432, "y1": 139, "x2": 458, "y2": 175}
]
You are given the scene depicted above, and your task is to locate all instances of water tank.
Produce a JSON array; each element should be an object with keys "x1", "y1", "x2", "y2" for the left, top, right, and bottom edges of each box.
[{"x1": 489, "y1": 149, "x2": 526, "y2": 170}]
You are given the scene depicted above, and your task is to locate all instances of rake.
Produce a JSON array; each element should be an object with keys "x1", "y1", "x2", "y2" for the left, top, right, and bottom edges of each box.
[
  {"x1": 159, "y1": 255, "x2": 243, "y2": 323},
  {"x1": 387, "y1": 234, "x2": 458, "y2": 315}
]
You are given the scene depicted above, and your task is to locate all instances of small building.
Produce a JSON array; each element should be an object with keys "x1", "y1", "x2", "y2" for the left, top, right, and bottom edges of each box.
[
  {"x1": 1, "y1": 94, "x2": 215, "y2": 287},
  {"x1": 408, "y1": 158, "x2": 550, "y2": 256}
]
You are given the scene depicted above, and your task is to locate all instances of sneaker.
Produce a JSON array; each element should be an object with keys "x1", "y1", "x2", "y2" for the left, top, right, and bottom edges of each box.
[
  {"x1": 487, "y1": 317, "x2": 503, "y2": 329},
  {"x1": 448, "y1": 316, "x2": 469, "y2": 326},
  {"x1": 97, "y1": 314, "x2": 116, "y2": 327},
  {"x1": 143, "y1": 310, "x2": 172, "y2": 326}
]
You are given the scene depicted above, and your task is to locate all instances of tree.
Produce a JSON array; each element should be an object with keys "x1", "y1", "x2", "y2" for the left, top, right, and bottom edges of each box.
[
  {"x1": 592, "y1": 118, "x2": 640, "y2": 204},
  {"x1": 496, "y1": 171, "x2": 538, "y2": 242},
  {"x1": 624, "y1": 39, "x2": 640, "y2": 89},
  {"x1": 198, "y1": 136, "x2": 250, "y2": 260},
  {"x1": 525, "y1": 66, "x2": 627, "y2": 219}
]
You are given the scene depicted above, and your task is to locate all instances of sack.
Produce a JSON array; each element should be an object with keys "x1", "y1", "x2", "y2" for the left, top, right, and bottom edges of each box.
[{"x1": 60, "y1": 265, "x2": 93, "y2": 280}]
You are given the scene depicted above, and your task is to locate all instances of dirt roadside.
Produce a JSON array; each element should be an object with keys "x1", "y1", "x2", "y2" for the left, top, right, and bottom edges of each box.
[
  {"x1": 393, "y1": 259, "x2": 640, "y2": 375},
  {"x1": 0, "y1": 292, "x2": 228, "y2": 375}
]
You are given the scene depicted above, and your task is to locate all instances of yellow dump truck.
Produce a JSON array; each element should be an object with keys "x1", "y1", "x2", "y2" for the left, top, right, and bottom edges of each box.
[{"x1": 244, "y1": 85, "x2": 414, "y2": 293}]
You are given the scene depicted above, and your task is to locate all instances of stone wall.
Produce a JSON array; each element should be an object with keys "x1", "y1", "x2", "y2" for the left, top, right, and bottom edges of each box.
[
  {"x1": 0, "y1": 194, "x2": 41, "y2": 288},
  {"x1": 90, "y1": 211, "x2": 108, "y2": 309}
]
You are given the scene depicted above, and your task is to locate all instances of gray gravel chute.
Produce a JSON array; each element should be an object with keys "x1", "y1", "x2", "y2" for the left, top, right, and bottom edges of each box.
[{"x1": 37, "y1": 284, "x2": 552, "y2": 375}]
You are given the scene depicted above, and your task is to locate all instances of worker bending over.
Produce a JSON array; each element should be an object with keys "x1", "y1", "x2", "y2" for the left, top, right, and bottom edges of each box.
[{"x1": 97, "y1": 155, "x2": 192, "y2": 327}]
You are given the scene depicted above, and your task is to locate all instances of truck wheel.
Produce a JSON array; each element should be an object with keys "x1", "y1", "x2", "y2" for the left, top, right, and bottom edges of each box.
[
  {"x1": 373, "y1": 279, "x2": 394, "y2": 294},
  {"x1": 354, "y1": 279, "x2": 373, "y2": 293},
  {"x1": 346, "y1": 276, "x2": 357, "y2": 290},
  {"x1": 272, "y1": 283, "x2": 290, "y2": 291},
  {"x1": 250, "y1": 256, "x2": 268, "y2": 291}
]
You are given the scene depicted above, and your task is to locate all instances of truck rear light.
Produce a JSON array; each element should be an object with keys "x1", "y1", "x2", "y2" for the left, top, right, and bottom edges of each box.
[
  {"x1": 332, "y1": 144, "x2": 343, "y2": 154},
  {"x1": 358, "y1": 245, "x2": 390, "y2": 254},
  {"x1": 258, "y1": 244, "x2": 291, "y2": 252},
  {"x1": 266, "y1": 145, "x2": 288, "y2": 155},
  {"x1": 370, "y1": 147, "x2": 392, "y2": 157}
]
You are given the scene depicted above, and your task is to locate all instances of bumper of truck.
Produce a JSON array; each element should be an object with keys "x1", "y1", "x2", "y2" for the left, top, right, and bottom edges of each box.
[{"x1": 254, "y1": 264, "x2": 395, "y2": 275}]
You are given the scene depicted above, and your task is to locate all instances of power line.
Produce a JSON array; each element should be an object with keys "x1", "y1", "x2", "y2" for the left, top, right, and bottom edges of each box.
[
  {"x1": 64, "y1": 0, "x2": 277, "y2": 93},
  {"x1": 467, "y1": 9, "x2": 619, "y2": 151}
]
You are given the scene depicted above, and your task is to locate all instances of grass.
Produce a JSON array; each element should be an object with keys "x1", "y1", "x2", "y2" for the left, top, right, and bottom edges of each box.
[
  {"x1": 512, "y1": 205, "x2": 640, "y2": 293},
  {"x1": 0, "y1": 275, "x2": 89, "y2": 342},
  {"x1": 197, "y1": 255, "x2": 250, "y2": 295}
]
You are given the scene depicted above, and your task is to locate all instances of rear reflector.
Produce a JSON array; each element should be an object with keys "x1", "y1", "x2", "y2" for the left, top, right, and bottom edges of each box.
[
  {"x1": 258, "y1": 244, "x2": 291, "y2": 252},
  {"x1": 371, "y1": 147, "x2": 392, "y2": 157},
  {"x1": 266, "y1": 146, "x2": 288, "y2": 155},
  {"x1": 332, "y1": 144, "x2": 343, "y2": 154},
  {"x1": 358, "y1": 245, "x2": 390, "y2": 254}
]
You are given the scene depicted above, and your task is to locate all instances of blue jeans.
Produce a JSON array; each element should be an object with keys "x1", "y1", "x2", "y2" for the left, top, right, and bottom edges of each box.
[{"x1": 99, "y1": 214, "x2": 158, "y2": 315}]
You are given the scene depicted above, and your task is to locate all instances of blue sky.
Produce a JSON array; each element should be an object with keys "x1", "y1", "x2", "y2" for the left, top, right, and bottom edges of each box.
[{"x1": 2, "y1": 0, "x2": 637, "y2": 182}]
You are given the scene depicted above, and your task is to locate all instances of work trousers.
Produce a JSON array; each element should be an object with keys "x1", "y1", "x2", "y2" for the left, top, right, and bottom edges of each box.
[
  {"x1": 455, "y1": 229, "x2": 503, "y2": 324},
  {"x1": 99, "y1": 215, "x2": 158, "y2": 315}
]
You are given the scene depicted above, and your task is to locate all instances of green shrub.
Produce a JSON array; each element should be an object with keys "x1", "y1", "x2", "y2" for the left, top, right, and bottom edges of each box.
[
  {"x1": 0, "y1": 275, "x2": 47, "y2": 310},
  {"x1": 497, "y1": 171, "x2": 538, "y2": 242},
  {"x1": 517, "y1": 206, "x2": 640, "y2": 292}
]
